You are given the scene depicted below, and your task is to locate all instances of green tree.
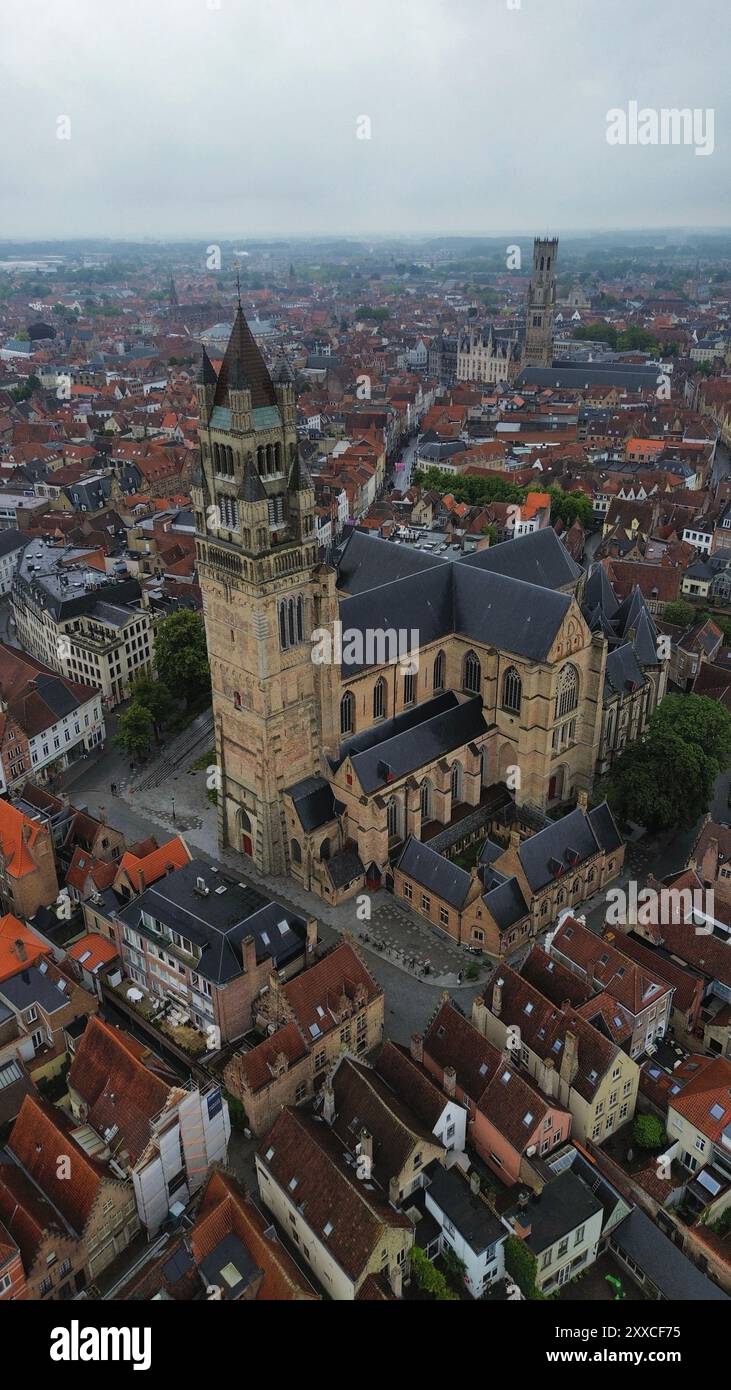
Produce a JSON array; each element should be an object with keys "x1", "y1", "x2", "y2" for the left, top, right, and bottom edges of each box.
[
  {"x1": 633, "y1": 1113, "x2": 666, "y2": 1151},
  {"x1": 410, "y1": 1246, "x2": 459, "y2": 1300},
  {"x1": 130, "y1": 675, "x2": 175, "y2": 733},
  {"x1": 548, "y1": 486, "x2": 593, "y2": 529},
  {"x1": 663, "y1": 599, "x2": 695, "y2": 629},
  {"x1": 154, "y1": 611, "x2": 210, "y2": 708},
  {"x1": 504, "y1": 1235, "x2": 545, "y2": 1300},
  {"x1": 604, "y1": 693, "x2": 731, "y2": 831},
  {"x1": 115, "y1": 703, "x2": 155, "y2": 759}
]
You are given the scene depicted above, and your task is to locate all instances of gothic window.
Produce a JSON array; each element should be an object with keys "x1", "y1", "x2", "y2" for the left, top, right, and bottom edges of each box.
[
  {"x1": 218, "y1": 495, "x2": 238, "y2": 530},
  {"x1": 240, "y1": 809, "x2": 251, "y2": 833},
  {"x1": 451, "y1": 761, "x2": 463, "y2": 803},
  {"x1": 463, "y1": 650, "x2": 481, "y2": 695},
  {"x1": 433, "y1": 649, "x2": 445, "y2": 692},
  {"x1": 274, "y1": 442, "x2": 282, "y2": 472},
  {"x1": 290, "y1": 839, "x2": 302, "y2": 865},
  {"x1": 373, "y1": 677, "x2": 386, "y2": 721},
  {"x1": 387, "y1": 797, "x2": 400, "y2": 840},
  {"x1": 288, "y1": 599, "x2": 296, "y2": 646},
  {"x1": 256, "y1": 446, "x2": 265, "y2": 474},
  {"x1": 296, "y1": 595, "x2": 304, "y2": 642},
  {"x1": 340, "y1": 691, "x2": 354, "y2": 736},
  {"x1": 279, "y1": 602, "x2": 288, "y2": 651},
  {"x1": 555, "y1": 664, "x2": 579, "y2": 720},
  {"x1": 403, "y1": 669, "x2": 416, "y2": 706},
  {"x1": 420, "y1": 779, "x2": 432, "y2": 821},
  {"x1": 502, "y1": 666, "x2": 522, "y2": 714},
  {"x1": 319, "y1": 838, "x2": 331, "y2": 862}
]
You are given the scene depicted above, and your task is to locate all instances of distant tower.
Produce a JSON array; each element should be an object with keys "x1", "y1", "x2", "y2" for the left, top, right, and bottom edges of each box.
[
  {"x1": 169, "y1": 274, "x2": 179, "y2": 309},
  {"x1": 523, "y1": 237, "x2": 558, "y2": 368},
  {"x1": 192, "y1": 298, "x2": 322, "y2": 874}
]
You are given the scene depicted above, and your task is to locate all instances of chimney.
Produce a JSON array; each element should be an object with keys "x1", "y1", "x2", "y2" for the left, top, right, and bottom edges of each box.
[
  {"x1": 518, "y1": 1189, "x2": 530, "y2": 1211},
  {"x1": 242, "y1": 934, "x2": 257, "y2": 972},
  {"x1": 559, "y1": 1029, "x2": 579, "y2": 1089},
  {"x1": 306, "y1": 917, "x2": 318, "y2": 956},
  {"x1": 472, "y1": 995, "x2": 487, "y2": 1036},
  {"x1": 358, "y1": 1128, "x2": 373, "y2": 1166},
  {"x1": 322, "y1": 1077, "x2": 336, "y2": 1125},
  {"x1": 509, "y1": 828, "x2": 521, "y2": 851},
  {"x1": 443, "y1": 1065, "x2": 457, "y2": 1098},
  {"x1": 14, "y1": 938, "x2": 27, "y2": 962},
  {"x1": 410, "y1": 1032, "x2": 424, "y2": 1064},
  {"x1": 389, "y1": 1175, "x2": 400, "y2": 1206},
  {"x1": 389, "y1": 1263, "x2": 403, "y2": 1299},
  {"x1": 492, "y1": 977, "x2": 504, "y2": 1020},
  {"x1": 576, "y1": 788, "x2": 588, "y2": 812},
  {"x1": 470, "y1": 1170, "x2": 481, "y2": 1197}
]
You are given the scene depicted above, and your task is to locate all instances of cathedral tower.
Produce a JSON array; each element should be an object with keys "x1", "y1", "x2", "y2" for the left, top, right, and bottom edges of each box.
[
  {"x1": 193, "y1": 303, "x2": 321, "y2": 874},
  {"x1": 523, "y1": 236, "x2": 558, "y2": 368}
]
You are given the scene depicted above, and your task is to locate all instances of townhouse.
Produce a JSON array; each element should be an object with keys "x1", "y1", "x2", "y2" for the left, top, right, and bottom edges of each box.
[
  {"x1": 548, "y1": 916, "x2": 673, "y2": 1059},
  {"x1": 0, "y1": 927, "x2": 97, "y2": 1085},
  {"x1": 225, "y1": 940, "x2": 384, "y2": 1129},
  {"x1": 0, "y1": 798, "x2": 59, "y2": 917},
  {"x1": 423, "y1": 1164, "x2": 508, "y2": 1298},
  {"x1": 0, "y1": 643, "x2": 104, "y2": 790},
  {"x1": 116, "y1": 1168, "x2": 318, "y2": 1301},
  {"x1": 67, "y1": 1016, "x2": 230, "y2": 1234},
  {"x1": 665, "y1": 1054, "x2": 731, "y2": 1179},
  {"x1": 0, "y1": 1093, "x2": 139, "y2": 1296},
  {"x1": 503, "y1": 1169, "x2": 605, "y2": 1294},
  {"x1": 419, "y1": 999, "x2": 572, "y2": 1186},
  {"x1": 88, "y1": 856, "x2": 317, "y2": 1048},
  {"x1": 256, "y1": 1106, "x2": 413, "y2": 1300},
  {"x1": 474, "y1": 966, "x2": 641, "y2": 1143}
]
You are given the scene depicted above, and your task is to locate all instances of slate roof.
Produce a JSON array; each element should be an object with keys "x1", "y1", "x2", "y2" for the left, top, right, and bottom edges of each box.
[
  {"x1": 516, "y1": 805, "x2": 610, "y2": 892},
  {"x1": 481, "y1": 875, "x2": 530, "y2": 930},
  {"x1": 117, "y1": 859, "x2": 307, "y2": 986},
  {"x1": 426, "y1": 1164, "x2": 504, "y2": 1255},
  {"x1": 335, "y1": 528, "x2": 579, "y2": 670},
  {"x1": 396, "y1": 836, "x2": 473, "y2": 909},
  {"x1": 341, "y1": 694, "x2": 487, "y2": 794},
  {"x1": 213, "y1": 305, "x2": 278, "y2": 412},
  {"x1": 612, "y1": 1207, "x2": 728, "y2": 1300},
  {"x1": 285, "y1": 775, "x2": 336, "y2": 832},
  {"x1": 604, "y1": 643, "x2": 646, "y2": 700},
  {"x1": 505, "y1": 1170, "x2": 603, "y2": 1254}
]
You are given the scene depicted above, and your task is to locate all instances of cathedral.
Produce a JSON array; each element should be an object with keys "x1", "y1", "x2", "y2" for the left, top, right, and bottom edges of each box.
[{"x1": 193, "y1": 290, "x2": 666, "y2": 904}]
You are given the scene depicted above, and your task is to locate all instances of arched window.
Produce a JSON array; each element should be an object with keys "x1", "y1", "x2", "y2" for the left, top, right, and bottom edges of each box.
[
  {"x1": 296, "y1": 595, "x2": 304, "y2": 642},
  {"x1": 555, "y1": 664, "x2": 579, "y2": 720},
  {"x1": 319, "y1": 838, "x2": 331, "y2": 861},
  {"x1": 373, "y1": 677, "x2": 386, "y2": 721},
  {"x1": 605, "y1": 709, "x2": 616, "y2": 747},
  {"x1": 387, "y1": 797, "x2": 400, "y2": 840},
  {"x1": 279, "y1": 602, "x2": 287, "y2": 651},
  {"x1": 340, "y1": 691, "x2": 354, "y2": 736},
  {"x1": 239, "y1": 809, "x2": 251, "y2": 833},
  {"x1": 433, "y1": 649, "x2": 445, "y2": 692},
  {"x1": 288, "y1": 598, "x2": 296, "y2": 646},
  {"x1": 451, "y1": 761, "x2": 463, "y2": 803},
  {"x1": 290, "y1": 839, "x2": 302, "y2": 864},
  {"x1": 463, "y1": 651, "x2": 481, "y2": 695},
  {"x1": 502, "y1": 666, "x2": 522, "y2": 714},
  {"x1": 404, "y1": 669, "x2": 416, "y2": 706},
  {"x1": 420, "y1": 779, "x2": 432, "y2": 821}
]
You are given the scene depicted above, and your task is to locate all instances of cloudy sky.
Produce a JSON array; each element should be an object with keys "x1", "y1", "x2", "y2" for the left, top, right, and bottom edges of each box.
[{"x1": 1, "y1": 0, "x2": 727, "y2": 239}]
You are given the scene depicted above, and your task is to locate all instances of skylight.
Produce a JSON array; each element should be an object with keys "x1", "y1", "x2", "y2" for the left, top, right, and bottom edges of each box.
[
  {"x1": 323, "y1": 1221, "x2": 333, "y2": 1237},
  {"x1": 710, "y1": 1103, "x2": 725, "y2": 1120},
  {"x1": 522, "y1": 1112, "x2": 534, "y2": 1127},
  {"x1": 501, "y1": 1070, "x2": 511, "y2": 1083}
]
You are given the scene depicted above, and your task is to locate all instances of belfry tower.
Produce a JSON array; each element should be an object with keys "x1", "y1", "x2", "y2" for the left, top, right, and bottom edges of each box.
[
  {"x1": 523, "y1": 236, "x2": 558, "y2": 368},
  {"x1": 192, "y1": 300, "x2": 322, "y2": 873}
]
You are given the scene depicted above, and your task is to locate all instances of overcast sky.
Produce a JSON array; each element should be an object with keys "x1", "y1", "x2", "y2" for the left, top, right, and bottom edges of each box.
[{"x1": 1, "y1": 0, "x2": 727, "y2": 239}]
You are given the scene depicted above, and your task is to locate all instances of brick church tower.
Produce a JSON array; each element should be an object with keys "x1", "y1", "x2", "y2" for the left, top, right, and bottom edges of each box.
[
  {"x1": 523, "y1": 236, "x2": 558, "y2": 368},
  {"x1": 192, "y1": 300, "x2": 323, "y2": 873}
]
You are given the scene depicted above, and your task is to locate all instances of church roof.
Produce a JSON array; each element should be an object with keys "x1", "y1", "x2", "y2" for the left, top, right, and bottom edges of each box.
[
  {"x1": 198, "y1": 346, "x2": 217, "y2": 387},
  {"x1": 239, "y1": 455, "x2": 267, "y2": 503},
  {"x1": 288, "y1": 447, "x2": 313, "y2": 493},
  {"x1": 214, "y1": 305, "x2": 278, "y2": 411}
]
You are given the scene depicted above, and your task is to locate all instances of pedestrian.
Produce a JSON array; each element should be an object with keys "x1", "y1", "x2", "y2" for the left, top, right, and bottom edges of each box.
[
  {"x1": 458, "y1": 970, "x2": 463, "y2": 984},
  {"x1": 110, "y1": 781, "x2": 116, "y2": 795}
]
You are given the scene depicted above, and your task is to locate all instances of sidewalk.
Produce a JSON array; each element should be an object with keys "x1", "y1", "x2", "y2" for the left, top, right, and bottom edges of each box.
[{"x1": 85, "y1": 742, "x2": 490, "y2": 990}]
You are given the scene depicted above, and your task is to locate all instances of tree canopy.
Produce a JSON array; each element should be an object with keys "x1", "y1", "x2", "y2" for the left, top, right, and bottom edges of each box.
[
  {"x1": 604, "y1": 693, "x2": 731, "y2": 831},
  {"x1": 155, "y1": 610, "x2": 210, "y2": 708}
]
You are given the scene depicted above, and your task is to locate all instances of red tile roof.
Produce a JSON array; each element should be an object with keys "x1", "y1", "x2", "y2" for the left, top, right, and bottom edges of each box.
[{"x1": 67, "y1": 1016, "x2": 172, "y2": 1166}]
